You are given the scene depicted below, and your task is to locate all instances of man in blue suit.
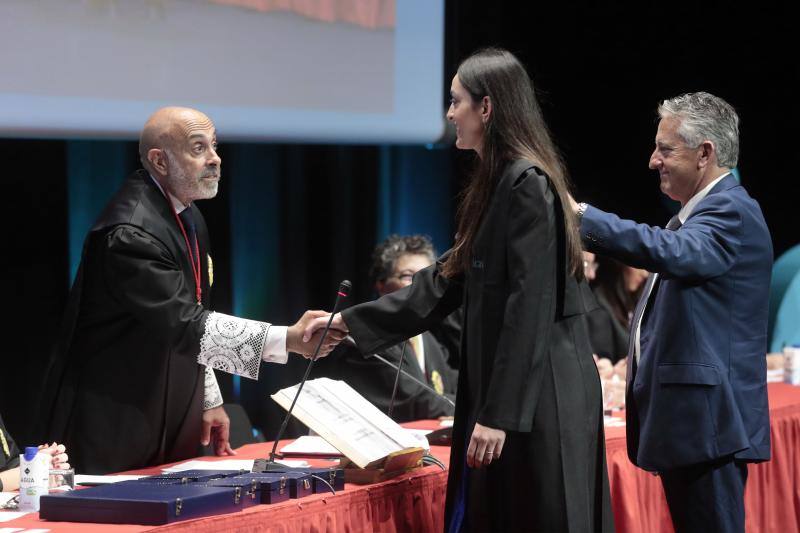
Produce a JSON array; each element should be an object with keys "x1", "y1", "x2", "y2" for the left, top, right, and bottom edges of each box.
[{"x1": 573, "y1": 92, "x2": 772, "y2": 532}]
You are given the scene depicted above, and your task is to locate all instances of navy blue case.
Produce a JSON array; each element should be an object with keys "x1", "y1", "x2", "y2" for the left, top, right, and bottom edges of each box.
[
  {"x1": 144, "y1": 469, "x2": 244, "y2": 483},
  {"x1": 39, "y1": 483, "x2": 243, "y2": 525},
  {"x1": 207, "y1": 474, "x2": 292, "y2": 505},
  {"x1": 254, "y1": 465, "x2": 344, "y2": 493},
  {"x1": 301, "y1": 467, "x2": 345, "y2": 493},
  {"x1": 253, "y1": 472, "x2": 314, "y2": 499}
]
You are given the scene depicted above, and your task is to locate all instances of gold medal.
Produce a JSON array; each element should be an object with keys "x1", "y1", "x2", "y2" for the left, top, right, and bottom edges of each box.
[{"x1": 431, "y1": 370, "x2": 444, "y2": 395}]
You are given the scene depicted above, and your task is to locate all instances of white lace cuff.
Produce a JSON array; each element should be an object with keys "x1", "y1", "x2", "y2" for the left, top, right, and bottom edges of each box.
[
  {"x1": 203, "y1": 366, "x2": 223, "y2": 410},
  {"x1": 199, "y1": 312, "x2": 269, "y2": 380}
]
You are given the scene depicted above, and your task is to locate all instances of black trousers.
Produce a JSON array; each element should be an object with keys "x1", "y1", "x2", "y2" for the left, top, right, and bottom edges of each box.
[{"x1": 660, "y1": 459, "x2": 748, "y2": 533}]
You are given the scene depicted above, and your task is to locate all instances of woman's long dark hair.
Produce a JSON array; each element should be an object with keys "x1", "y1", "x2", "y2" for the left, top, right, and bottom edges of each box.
[{"x1": 442, "y1": 48, "x2": 583, "y2": 279}]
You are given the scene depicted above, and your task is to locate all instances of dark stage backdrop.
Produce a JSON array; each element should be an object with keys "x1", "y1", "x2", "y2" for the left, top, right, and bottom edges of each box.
[{"x1": 1, "y1": 2, "x2": 794, "y2": 447}]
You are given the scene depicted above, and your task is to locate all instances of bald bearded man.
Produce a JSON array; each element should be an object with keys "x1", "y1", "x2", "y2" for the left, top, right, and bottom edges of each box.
[{"x1": 40, "y1": 107, "x2": 341, "y2": 474}]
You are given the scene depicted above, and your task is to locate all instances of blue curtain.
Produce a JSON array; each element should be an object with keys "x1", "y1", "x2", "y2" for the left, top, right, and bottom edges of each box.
[
  {"x1": 66, "y1": 140, "x2": 133, "y2": 283},
  {"x1": 378, "y1": 145, "x2": 453, "y2": 254}
]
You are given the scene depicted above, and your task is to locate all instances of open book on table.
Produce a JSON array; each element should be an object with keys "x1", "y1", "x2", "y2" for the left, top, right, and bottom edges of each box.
[{"x1": 271, "y1": 378, "x2": 424, "y2": 469}]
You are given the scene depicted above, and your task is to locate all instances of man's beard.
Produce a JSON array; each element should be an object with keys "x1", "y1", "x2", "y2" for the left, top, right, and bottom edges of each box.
[{"x1": 165, "y1": 154, "x2": 219, "y2": 203}]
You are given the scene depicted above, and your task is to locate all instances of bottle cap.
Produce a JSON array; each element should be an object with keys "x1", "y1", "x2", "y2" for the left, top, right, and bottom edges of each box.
[{"x1": 24, "y1": 446, "x2": 39, "y2": 461}]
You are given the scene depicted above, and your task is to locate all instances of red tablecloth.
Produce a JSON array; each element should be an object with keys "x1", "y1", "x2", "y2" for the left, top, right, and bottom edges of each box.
[
  {"x1": 5, "y1": 383, "x2": 800, "y2": 532},
  {"x1": 607, "y1": 382, "x2": 800, "y2": 533},
  {"x1": 6, "y1": 439, "x2": 451, "y2": 533}
]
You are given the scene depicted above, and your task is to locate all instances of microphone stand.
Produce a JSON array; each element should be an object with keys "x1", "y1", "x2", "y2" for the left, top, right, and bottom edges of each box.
[
  {"x1": 387, "y1": 341, "x2": 408, "y2": 418},
  {"x1": 371, "y1": 350, "x2": 456, "y2": 410},
  {"x1": 261, "y1": 280, "x2": 351, "y2": 470}
]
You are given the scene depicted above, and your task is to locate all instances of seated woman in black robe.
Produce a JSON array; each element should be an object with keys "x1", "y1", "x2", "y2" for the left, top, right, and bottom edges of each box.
[{"x1": 312, "y1": 234, "x2": 460, "y2": 422}]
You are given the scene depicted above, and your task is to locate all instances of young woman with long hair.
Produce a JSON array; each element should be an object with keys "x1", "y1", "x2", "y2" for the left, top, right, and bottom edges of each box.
[{"x1": 305, "y1": 48, "x2": 613, "y2": 532}]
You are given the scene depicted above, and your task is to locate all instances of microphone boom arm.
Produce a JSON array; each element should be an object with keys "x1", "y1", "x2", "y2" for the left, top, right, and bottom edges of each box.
[{"x1": 369, "y1": 352, "x2": 456, "y2": 408}]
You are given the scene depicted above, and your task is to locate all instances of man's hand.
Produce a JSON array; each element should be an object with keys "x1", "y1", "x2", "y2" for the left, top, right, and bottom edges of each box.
[
  {"x1": 467, "y1": 422, "x2": 506, "y2": 469},
  {"x1": 201, "y1": 405, "x2": 236, "y2": 456},
  {"x1": 287, "y1": 310, "x2": 348, "y2": 357},
  {"x1": 302, "y1": 312, "x2": 349, "y2": 346}
]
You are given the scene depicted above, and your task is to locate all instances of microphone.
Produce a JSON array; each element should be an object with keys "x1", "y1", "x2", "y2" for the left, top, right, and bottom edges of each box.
[{"x1": 265, "y1": 280, "x2": 351, "y2": 467}]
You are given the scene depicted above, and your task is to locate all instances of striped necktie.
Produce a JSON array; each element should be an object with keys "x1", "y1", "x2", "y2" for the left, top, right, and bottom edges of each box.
[{"x1": 409, "y1": 334, "x2": 425, "y2": 372}]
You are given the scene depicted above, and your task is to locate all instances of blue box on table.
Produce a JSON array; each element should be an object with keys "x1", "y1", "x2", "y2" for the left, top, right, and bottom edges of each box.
[
  {"x1": 249, "y1": 471, "x2": 314, "y2": 499},
  {"x1": 253, "y1": 464, "x2": 344, "y2": 493},
  {"x1": 39, "y1": 482, "x2": 244, "y2": 525},
  {"x1": 206, "y1": 473, "x2": 293, "y2": 505},
  {"x1": 301, "y1": 467, "x2": 345, "y2": 493},
  {"x1": 277, "y1": 467, "x2": 344, "y2": 493},
  {"x1": 143, "y1": 469, "x2": 244, "y2": 483}
]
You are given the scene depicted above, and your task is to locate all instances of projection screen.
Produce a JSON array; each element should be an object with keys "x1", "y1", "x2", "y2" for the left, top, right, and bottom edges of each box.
[{"x1": 0, "y1": 0, "x2": 445, "y2": 143}]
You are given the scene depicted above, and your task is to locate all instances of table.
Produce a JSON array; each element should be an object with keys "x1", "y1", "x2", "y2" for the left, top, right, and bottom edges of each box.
[
  {"x1": 5, "y1": 383, "x2": 800, "y2": 532},
  {"x1": 606, "y1": 382, "x2": 800, "y2": 533},
  {"x1": 6, "y1": 439, "x2": 452, "y2": 532}
]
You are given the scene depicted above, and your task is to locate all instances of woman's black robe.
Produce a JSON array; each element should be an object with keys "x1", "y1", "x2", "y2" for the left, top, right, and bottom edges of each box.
[{"x1": 343, "y1": 160, "x2": 615, "y2": 532}]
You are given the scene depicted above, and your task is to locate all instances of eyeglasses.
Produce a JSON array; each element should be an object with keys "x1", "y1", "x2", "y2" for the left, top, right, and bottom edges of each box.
[{"x1": 387, "y1": 271, "x2": 415, "y2": 283}]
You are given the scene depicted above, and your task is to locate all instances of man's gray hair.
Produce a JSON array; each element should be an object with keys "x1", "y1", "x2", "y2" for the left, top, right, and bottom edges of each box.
[{"x1": 658, "y1": 92, "x2": 739, "y2": 168}]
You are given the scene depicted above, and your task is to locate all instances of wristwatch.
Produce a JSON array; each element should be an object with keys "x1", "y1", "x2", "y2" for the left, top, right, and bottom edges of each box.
[{"x1": 576, "y1": 202, "x2": 588, "y2": 221}]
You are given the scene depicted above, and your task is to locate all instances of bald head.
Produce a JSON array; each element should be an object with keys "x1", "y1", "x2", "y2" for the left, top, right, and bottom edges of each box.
[
  {"x1": 140, "y1": 107, "x2": 221, "y2": 204},
  {"x1": 139, "y1": 107, "x2": 213, "y2": 166}
]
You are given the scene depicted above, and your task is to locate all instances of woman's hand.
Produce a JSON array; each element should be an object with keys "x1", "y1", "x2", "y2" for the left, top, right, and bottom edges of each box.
[
  {"x1": 39, "y1": 442, "x2": 70, "y2": 470},
  {"x1": 467, "y1": 422, "x2": 506, "y2": 468}
]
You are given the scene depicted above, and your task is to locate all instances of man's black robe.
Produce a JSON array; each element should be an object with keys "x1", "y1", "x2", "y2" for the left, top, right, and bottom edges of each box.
[
  {"x1": 343, "y1": 161, "x2": 615, "y2": 532},
  {"x1": 40, "y1": 170, "x2": 214, "y2": 474}
]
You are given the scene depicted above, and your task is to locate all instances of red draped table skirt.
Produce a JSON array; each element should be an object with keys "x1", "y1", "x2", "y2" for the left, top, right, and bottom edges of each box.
[{"x1": 7, "y1": 383, "x2": 800, "y2": 532}]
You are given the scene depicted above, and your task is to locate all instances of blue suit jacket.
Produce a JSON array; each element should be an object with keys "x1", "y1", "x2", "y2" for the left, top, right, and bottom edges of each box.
[{"x1": 582, "y1": 174, "x2": 772, "y2": 471}]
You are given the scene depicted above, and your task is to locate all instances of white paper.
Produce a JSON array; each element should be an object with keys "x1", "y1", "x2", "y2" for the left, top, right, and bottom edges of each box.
[
  {"x1": 161, "y1": 458, "x2": 307, "y2": 473},
  {"x1": 603, "y1": 416, "x2": 626, "y2": 427},
  {"x1": 0, "y1": 513, "x2": 30, "y2": 524},
  {"x1": 280, "y1": 436, "x2": 343, "y2": 457},
  {"x1": 161, "y1": 459, "x2": 254, "y2": 473},
  {"x1": 0, "y1": 493, "x2": 30, "y2": 524},
  {"x1": 75, "y1": 475, "x2": 145, "y2": 486},
  {"x1": 439, "y1": 419, "x2": 454, "y2": 428},
  {"x1": 767, "y1": 368, "x2": 784, "y2": 383}
]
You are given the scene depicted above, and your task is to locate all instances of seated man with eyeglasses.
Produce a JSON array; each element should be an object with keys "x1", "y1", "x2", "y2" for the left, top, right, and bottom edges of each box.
[{"x1": 313, "y1": 234, "x2": 460, "y2": 422}]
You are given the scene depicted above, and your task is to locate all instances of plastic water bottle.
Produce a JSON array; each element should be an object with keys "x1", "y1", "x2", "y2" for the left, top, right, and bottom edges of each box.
[{"x1": 18, "y1": 447, "x2": 49, "y2": 512}]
